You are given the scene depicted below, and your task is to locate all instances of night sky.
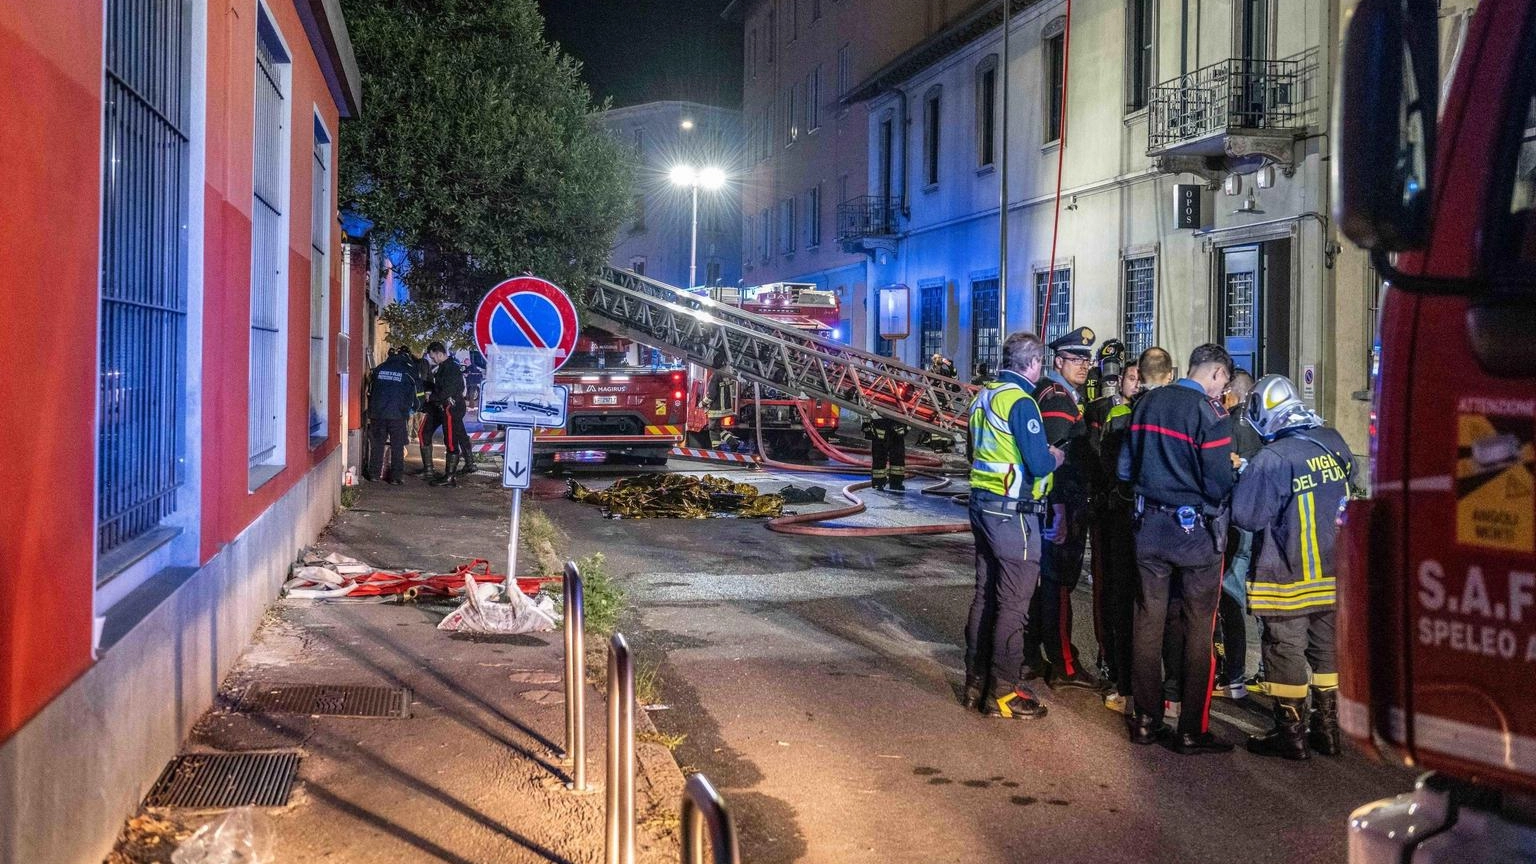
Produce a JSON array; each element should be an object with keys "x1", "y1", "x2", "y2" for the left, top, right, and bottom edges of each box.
[{"x1": 537, "y1": 0, "x2": 743, "y2": 110}]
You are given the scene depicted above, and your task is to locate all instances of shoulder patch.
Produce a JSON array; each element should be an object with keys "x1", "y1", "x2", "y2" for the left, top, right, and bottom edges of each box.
[{"x1": 1027, "y1": 418, "x2": 1041, "y2": 435}]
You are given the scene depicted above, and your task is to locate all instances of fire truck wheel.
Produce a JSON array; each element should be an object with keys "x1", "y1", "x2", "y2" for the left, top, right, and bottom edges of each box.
[{"x1": 642, "y1": 456, "x2": 669, "y2": 466}]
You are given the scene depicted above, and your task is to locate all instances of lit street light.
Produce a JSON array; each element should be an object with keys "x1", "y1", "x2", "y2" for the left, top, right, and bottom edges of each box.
[{"x1": 669, "y1": 164, "x2": 727, "y2": 289}]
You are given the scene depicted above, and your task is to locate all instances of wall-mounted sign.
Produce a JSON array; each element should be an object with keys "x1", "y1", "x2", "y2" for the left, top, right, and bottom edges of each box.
[
  {"x1": 1175, "y1": 184, "x2": 1213, "y2": 231},
  {"x1": 877, "y1": 285, "x2": 910, "y2": 340}
]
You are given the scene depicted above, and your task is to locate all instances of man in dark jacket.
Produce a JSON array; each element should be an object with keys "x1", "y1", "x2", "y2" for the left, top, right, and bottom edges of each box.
[
  {"x1": 365, "y1": 347, "x2": 419, "y2": 484},
  {"x1": 411, "y1": 353, "x2": 441, "y2": 475},
  {"x1": 1027, "y1": 326, "x2": 1099, "y2": 690},
  {"x1": 1233, "y1": 375, "x2": 1357, "y2": 760},
  {"x1": 1086, "y1": 357, "x2": 1140, "y2": 710},
  {"x1": 426, "y1": 342, "x2": 475, "y2": 485},
  {"x1": 1118, "y1": 343, "x2": 1236, "y2": 754}
]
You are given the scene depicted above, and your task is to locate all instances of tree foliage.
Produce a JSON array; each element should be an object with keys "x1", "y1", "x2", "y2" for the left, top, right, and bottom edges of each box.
[
  {"x1": 340, "y1": 0, "x2": 632, "y2": 314},
  {"x1": 378, "y1": 300, "x2": 472, "y2": 357}
]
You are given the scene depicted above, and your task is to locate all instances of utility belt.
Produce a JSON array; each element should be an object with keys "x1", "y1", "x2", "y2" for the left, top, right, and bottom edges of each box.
[
  {"x1": 1135, "y1": 496, "x2": 1224, "y2": 535},
  {"x1": 971, "y1": 491, "x2": 1048, "y2": 515}
]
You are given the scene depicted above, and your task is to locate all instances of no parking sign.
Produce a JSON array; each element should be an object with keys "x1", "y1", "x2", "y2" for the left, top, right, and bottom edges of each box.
[{"x1": 473, "y1": 276, "x2": 579, "y2": 370}]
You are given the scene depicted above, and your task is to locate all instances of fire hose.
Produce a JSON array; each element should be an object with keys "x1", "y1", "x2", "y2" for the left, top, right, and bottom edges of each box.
[{"x1": 750, "y1": 385, "x2": 970, "y2": 537}]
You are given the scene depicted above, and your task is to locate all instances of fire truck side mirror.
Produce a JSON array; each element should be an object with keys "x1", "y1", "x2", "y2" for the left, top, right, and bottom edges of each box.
[{"x1": 1333, "y1": 0, "x2": 1439, "y2": 253}]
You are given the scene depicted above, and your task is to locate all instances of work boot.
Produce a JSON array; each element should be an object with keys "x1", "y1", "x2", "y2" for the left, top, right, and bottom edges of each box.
[
  {"x1": 982, "y1": 688, "x2": 1047, "y2": 720},
  {"x1": 962, "y1": 675, "x2": 986, "y2": 710},
  {"x1": 870, "y1": 475, "x2": 886, "y2": 491},
  {"x1": 1308, "y1": 687, "x2": 1343, "y2": 756},
  {"x1": 1174, "y1": 731, "x2": 1234, "y2": 755},
  {"x1": 1247, "y1": 697, "x2": 1311, "y2": 760},
  {"x1": 1128, "y1": 712, "x2": 1169, "y2": 745},
  {"x1": 430, "y1": 454, "x2": 459, "y2": 486},
  {"x1": 409, "y1": 444, "x2": 433, "y2": 475},
  {"x1": 1047, "y1": 665, "x2": 1100, "y2": 691},
  {"x1": 888, "y1": 475, "x2": 906, "y2": 492},
  {"x1": 457, "y1": 455, "x2": 478, "y2": 475}
]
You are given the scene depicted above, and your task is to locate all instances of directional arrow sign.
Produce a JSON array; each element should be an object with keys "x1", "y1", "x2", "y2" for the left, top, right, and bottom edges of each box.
[{"x1": 501, "y1": 426, "x2": 534, "y2": 490}]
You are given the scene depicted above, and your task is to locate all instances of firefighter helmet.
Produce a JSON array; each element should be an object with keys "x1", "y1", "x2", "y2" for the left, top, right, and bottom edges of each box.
[{"x1": 1246, "y1": 374, "x2": 1322, "y2": 439}]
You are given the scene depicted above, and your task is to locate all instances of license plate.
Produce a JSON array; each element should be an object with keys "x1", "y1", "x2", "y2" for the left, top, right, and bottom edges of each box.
[{"x1": 592, "y1": 395, "x2": 617, "y2": 405}]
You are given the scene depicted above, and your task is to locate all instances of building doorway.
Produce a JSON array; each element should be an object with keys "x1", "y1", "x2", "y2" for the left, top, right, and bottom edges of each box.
[{"x1": 1217, "y1": 240, "x2": 1290, "y2": 377}]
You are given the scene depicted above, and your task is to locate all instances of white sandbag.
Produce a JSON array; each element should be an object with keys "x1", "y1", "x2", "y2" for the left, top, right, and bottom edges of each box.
[{"x1": 437, "y1": 574, "x2": 556, "y2": 635}]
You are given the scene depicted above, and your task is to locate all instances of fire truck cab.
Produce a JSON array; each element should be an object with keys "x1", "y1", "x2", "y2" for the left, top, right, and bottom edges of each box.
[{"x1": 1335, "y1": 0, "x2": 1536, "y2": 857}]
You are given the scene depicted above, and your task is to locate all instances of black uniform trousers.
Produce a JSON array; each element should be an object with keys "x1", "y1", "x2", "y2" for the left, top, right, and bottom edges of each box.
[
  {"x1": 1132, "y1": 510, "x2": 1226, "y2": 735},
  {"x1": 966, "y1": 490, "x2": 1044, "y2": 698},
  {"x1": 867, "y1": 420, "x2": 906, "y2": 484},
  {"x1": 367, "y1": 417, "x2": 408, "y2": 480},
  {"x1": 444, "y1": 402, "x2": 470, "y2": 459},
  {"x1": 1094, "y1": 503, "x2": 1138, "y2": 696},
  {"x1": 1259, "y1": 610, "x2": 1337, "y2": 699},
  {"x1": 1026, "y1": 507, "x2": 1089, "y2": 676}
]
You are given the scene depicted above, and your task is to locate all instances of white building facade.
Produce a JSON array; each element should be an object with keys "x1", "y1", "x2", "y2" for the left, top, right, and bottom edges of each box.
[{"x1": 844, "y1": 0, "x2": 1373, "y2": 452}]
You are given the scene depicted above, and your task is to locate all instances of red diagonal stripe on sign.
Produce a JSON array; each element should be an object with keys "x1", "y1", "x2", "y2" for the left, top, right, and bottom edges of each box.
[{"x1": 500, "y1": 296, "x2": 547, "y2": 349}]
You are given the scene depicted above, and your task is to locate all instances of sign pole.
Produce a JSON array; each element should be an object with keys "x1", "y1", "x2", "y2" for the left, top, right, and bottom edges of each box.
[{"x1": 508, "y1": 485, "x2": 523, "y2": 590}]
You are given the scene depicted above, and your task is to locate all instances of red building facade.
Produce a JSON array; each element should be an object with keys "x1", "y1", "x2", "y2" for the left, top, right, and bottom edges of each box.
[{"x1": 0, "y1": 2, "x2": 361, "y2": 861}]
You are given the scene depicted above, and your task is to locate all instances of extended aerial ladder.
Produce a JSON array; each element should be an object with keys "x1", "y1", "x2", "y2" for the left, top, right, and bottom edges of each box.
[{"x1": 582, "y1": 267, "x2": 977, "y2": 439}]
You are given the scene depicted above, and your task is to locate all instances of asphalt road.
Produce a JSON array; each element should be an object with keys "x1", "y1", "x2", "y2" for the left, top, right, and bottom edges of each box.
[{"x1": 544, "y1": 458, "x2": 1417, "y2": 864}]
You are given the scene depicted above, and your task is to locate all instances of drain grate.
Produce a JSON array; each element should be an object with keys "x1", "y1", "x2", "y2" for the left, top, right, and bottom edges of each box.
[
  {"x1": 145, "y1": 751, "x2": 300, "y2": 809},
  {"x1": 237, "y1": 683, "x2": 410, "y2": 718}
]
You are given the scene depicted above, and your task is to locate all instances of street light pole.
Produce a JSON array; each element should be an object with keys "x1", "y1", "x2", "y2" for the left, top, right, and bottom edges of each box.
[{"x1": 689, "y1": 184, "x2": 699, "y2": 289}]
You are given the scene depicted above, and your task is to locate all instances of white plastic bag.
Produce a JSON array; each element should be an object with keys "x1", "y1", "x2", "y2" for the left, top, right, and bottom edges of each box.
[
  {"x1": 437, "y1": 574, "x2": 557, "y2": 635},
  {"x1": 171, "y1": 807, "x2": 273, "y2": 864}
]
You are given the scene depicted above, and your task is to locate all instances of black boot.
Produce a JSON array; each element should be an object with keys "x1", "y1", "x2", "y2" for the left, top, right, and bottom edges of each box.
[
  {"x1": 962, "y1": 674, "x2": 986, "y2": 709},
  {"x1": 457, "y1": 454, "x2": 478, "y2": 475},
  {"x1": 430, "y1": 454, "x2": 459, "y2": 486},
  {"x1": 888, "y1": 473, "x2": 906, "y2": 492},
  {"x1": 1128, "y1": 712, "x2": 1169, "y2": 745},
  {"x1": 1308, "y1": 687, "x2": 1343, "y2": 756},
  {"x1": 409, "y1": 443, "x2": 433, "y2": 475},
  {"x1": 1247, "y1": 697, "x2": 1311, "y2": 760}
]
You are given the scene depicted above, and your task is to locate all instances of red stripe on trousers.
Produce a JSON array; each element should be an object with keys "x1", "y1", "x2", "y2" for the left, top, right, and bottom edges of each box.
[
  {"x1": 1199, "y1": 560, "x2": 1225, "y2": 734},
  {"x1": 1060, "y1": 585, "x2": 1075, "y2": 676},
  {"x1": 444, "y1": 411, "x2": 455, "y2": 450}
]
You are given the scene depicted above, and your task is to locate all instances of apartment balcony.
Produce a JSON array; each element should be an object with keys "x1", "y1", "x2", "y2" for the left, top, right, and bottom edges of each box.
[
  {"x1": 1147, "y1": 58, "x2": 1304, "y2": 174},
  {"x1": 837, "y1": 195, "x2": 900, "y2": 254}
]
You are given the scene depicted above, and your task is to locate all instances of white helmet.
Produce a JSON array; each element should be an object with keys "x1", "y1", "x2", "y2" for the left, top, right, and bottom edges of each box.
[{"x1": 1246, "y1": 374, "x2": 1322, "y2": 439}]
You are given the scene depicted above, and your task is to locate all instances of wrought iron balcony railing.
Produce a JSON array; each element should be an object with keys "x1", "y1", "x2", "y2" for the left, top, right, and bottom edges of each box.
[
  {"x1": 1147, "y1": 58, "x2": 1302, "y2": 154},
  {"x1": 836, "y1": 195, "x2": 899, "y2": 244}
]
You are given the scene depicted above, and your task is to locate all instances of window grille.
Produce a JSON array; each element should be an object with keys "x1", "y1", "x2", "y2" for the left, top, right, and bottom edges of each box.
[
  {"x1": 970, "y1": 279, "x2": 1000, "y2": 373},
  {"x1": 1122, "y1": 257, "x2": 1155, "y2": 359},
  {"x1": 99, "y1": 0, "x2": 190, "y2": 558},
  {"x1": 1034, "y1": 268, "x2": 1072, "y2": 343},
  {"x1": 249, "y1": 22, "x2": 288, "y2": 469},
  {"x1": 920, "y1": 284, "x2": 945, "y2": 363},
  {"x1": 309, "y1": 123, "x2": 330, "y2": 440}
]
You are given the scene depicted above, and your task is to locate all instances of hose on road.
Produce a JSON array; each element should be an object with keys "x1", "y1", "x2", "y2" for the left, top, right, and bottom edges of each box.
[{"x1": 751, "y1": 386, "x2": 970, "y2": 537}]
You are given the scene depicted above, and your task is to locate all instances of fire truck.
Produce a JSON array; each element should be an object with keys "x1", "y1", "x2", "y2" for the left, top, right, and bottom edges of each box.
[
  {"x1": 692, "y1": 282, "x2": 843, "y2": 458},
  {"x1": 1335, "y1": 0, "x2": 1536, "y2": 857},
  {"x1": 534, "y1": 330, "x2": 709, "y2": 466}
]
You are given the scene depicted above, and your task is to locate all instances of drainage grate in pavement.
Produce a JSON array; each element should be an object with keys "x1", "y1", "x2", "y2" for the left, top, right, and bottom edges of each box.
[
  {"x1": 237, "y1": 683, "x2": 410, "y2": 718},
  {"x1": 145, "y1": 752, "x2": 300, "y2": 809}
]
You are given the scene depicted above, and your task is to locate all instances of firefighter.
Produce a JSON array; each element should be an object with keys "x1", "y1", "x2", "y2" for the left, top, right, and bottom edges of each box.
[
  {"x1": 410, "y1": 351, "x2": 442, "y2": 475},
  {"x1": 1232, "y1": 375, "x2": 1356, "y2": 760},
  {"x1": 365, "y1": 347, "x2": 419, "y2": 484},
  {"x1": 1026, "y1": 326, "x2": 1099, "y2": 690},
  {"x1": 964, "y1": 331, "x2": 1064, "y2": 719},
  {"x1": 862, "y1": 413, "x2": 908, "y2": 491},
  {"x1": 426, "y1": 342, "x2": 475, "y2": 486},
  {"x1": 1118, "y1": 343, "x2": 1236, "y2": 754},
  {"x1": 1087, "y1": 356, "x2": 1140, "y2": 711}
]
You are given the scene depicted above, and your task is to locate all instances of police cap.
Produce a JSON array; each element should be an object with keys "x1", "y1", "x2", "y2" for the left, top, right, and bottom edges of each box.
[{"x1": 1048, "y1": 326, "x2": 1095, "y2": 358}]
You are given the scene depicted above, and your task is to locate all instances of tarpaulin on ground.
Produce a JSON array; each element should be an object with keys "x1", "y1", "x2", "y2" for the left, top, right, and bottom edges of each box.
[
  {"x1": 283, "y1": 551, "x2": 550, "y2": 600},
  {"x1": 567, "y1": 473, "x2": 785, "y2": 519}
]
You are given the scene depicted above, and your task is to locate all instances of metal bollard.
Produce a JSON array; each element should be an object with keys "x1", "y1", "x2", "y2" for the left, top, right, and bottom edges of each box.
[
  {"x1": 606, "y1": 632, "x2": 636, "y2": 864},
  {"x1": 563, "y1": 560, "x2": 587, "y2": 791},
  {"x1": 680, "y1": 773, "x2": 740, "y2": 864}
]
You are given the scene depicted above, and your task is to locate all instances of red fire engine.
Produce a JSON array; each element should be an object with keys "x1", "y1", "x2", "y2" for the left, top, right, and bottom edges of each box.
[
  {"x1": 534, "y1": 330, "x2": 709, "y2": 466},
  {"x1": 1335, "y1": 0, "x2": 1536, "y2": 856}
]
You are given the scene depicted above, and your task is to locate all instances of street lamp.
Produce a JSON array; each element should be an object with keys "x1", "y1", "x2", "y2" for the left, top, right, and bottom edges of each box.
[{"x1": 669, "y1": 164, "x2": 727, "y2": 289}]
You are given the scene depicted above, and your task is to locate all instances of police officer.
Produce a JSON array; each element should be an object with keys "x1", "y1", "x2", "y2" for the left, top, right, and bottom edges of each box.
[
  {"x1": 426, "y1": 342, "x2": 474, "y2": 486},
  {"x1": 410, "y1": 351, "x2": 441, "y2": 475},
  {"x1": 964, "y1": 331, "x2": 1065, "y2": 719},
  {"x1": 1027, "y1": 326, "x2": 1099, "y2": 690},
  {"x1": 1118, "y1": 343, "x2": 1236, "y2": 754},
  {"x1": 365, "y1": 347, "x2": 419, "y2": 484},
  {"x1": 863, "y1": 414, "x2": 908, "y2": 492},
  {"x1": 1087, "y1": 356, "x2": 1140, "y2": 711},
  {"x1": 1232, "y1": 375, "x2": 1356, "y2": 760}
]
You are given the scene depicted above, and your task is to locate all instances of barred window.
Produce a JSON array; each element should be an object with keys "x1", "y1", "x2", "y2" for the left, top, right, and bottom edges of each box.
[
  {"x1": 1122, "y1": 256, "x2": 1156, "y2": 359},
  {"x1": 309, "y1": 120, "x2": 332, "y2": 442},
  {"x1": 920, "y1": 283, "x2": 945, "y2": 363},
  {"x1": 250, "y1": 12, "x2": 291, "y2": 475},
  {"x1": 970, "y1": 278, "x2": 1000, "y2": 373},
  {"x1": 807, "y1": 183, "x2": 822, "y2": 247},
  {"x1": 99, "y1": 0, "x2": 191, "y2": 561},
  {"x1": 1034, "y1": 267, "x2": 1072, "y2": 343}
]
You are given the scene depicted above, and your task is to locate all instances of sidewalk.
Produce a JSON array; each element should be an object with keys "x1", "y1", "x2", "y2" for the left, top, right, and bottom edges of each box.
[{"x1": 108, "y1": 459, "x2": 683, "y2": 864}]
